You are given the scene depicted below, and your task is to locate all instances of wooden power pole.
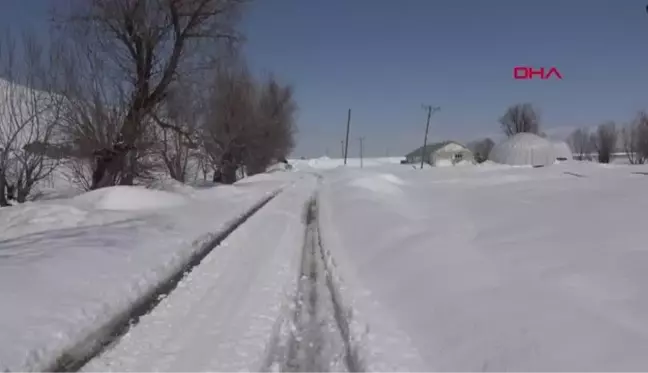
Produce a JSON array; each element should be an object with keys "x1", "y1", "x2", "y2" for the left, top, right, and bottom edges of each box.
[
  {"x1": 344, "y1": 109, "x2": 351, "y2": 165},
  {"x1": 359, "y1": 136, "x2": 365, "y2": 168},
  {"x1": 420, "y1": 105, "x2": 441, "y2": 169}
]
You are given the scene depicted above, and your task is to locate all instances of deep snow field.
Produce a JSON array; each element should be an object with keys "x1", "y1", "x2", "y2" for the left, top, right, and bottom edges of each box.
[
  {"x1": 318, "y1": 159, "x2": 648, "y2": 371},
  {"x1": 3, "y1": 156, "x2": 648, "y2": 371}
]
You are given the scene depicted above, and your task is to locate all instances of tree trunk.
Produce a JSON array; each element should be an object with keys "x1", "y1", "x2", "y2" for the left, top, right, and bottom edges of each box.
[
  {"x1": 219, "y1": 150, "x2": 238, "y2": 184},
  {"x1": 17, "y1": 185, "x2": 29, "y2": 203},
  {"x1": 119, "y1": 151, "x2": 137, "y2": 185},
  {"x1": 598, "y1": 152, "x2": 610, "y2": 164},
  {"x1": 0, "y1": 172, "x2": 9, "y2": 207}
]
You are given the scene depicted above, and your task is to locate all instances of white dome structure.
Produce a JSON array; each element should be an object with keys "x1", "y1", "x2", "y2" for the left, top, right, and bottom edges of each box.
[
  {"x1": 551, "y1": 140, "x2": 574, "y2": 161},
  {"x1": 490, "y1": 133, "x2": 567, "y2": 166}
]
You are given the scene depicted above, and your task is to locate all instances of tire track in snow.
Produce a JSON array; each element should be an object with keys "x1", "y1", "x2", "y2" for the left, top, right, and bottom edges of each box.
[
  {"x1": 564, "y1": 171, "x2": 587, "y2": 178},
  {"x1": 48, "y1": 187, "x2": 285, "y2": 372},
  {"x1": 275, "y1": 196, "x2": 364, "y2": 372}
]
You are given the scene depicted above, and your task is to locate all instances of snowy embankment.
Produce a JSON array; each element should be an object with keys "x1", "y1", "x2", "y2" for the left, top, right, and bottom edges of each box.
[
  {"x1": 319, "y1": 161, "x2": 648, "y2": 371},
  {"x1": 83, "y1": 175, "x2": 319, "y2": 371},
  {"x1": 0, "y1": 173, "x2": 298, "y2": 371}
]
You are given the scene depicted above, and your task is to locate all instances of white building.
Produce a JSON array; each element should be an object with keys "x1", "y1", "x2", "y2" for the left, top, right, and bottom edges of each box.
[
  {"x1": 489, "y1": 133, "x2": 573, "y2": 166},
  {"x1": 405, "y1": 141, "x2": 474, "y2": 166}
]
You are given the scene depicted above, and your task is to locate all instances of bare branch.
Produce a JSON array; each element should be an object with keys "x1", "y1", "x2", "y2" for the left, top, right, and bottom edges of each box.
[
  {"x1": 499, "y1": 103, "x2": 540, "y2": 137},
  {"x1": 56, "y1": 0, "x2": 246, "y2": 188}
]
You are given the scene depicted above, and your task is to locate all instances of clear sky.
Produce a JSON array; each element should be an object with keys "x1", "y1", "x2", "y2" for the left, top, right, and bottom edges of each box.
[{"x1": 2, "y1": 0, "x2": 648, "y2": 158}]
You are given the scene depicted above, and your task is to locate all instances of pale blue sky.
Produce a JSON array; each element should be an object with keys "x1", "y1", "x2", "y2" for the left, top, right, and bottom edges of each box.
[{"x1": 2, "y1": 0, "x2": 648, "y2": 157}]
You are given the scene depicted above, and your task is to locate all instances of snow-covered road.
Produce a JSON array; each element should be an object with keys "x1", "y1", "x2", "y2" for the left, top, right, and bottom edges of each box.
[
  {"x1": 84, "y1": 176, "x2": 367, "y2": 372},
  {"x1": 84, "y1": 176, "x2": 320, "y2": 371}
]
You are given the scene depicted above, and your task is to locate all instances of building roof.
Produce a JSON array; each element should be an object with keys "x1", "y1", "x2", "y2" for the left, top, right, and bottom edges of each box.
[{"x1": 405, "y1": 141, "x2": 466, "y2": 158}]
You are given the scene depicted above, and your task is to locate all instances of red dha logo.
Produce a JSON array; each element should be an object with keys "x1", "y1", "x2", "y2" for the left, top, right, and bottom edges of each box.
[{"x1": 513, "y1": 66, "x2": 563, "y2": 80}]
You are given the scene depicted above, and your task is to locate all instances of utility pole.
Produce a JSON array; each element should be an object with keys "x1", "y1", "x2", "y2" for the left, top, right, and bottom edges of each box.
[
  {"x1": 420, "y1": 105, "x2": 441, "y2": 169},
  {"x1": 340, "y1": 140, "x2": 345, "y2": 158},
  {"x1": 359, "y1": 136, "x2": 365, "y2": 168},
  {"x1": 344, "y1": 109, "x2": 351, "y2": 165}
]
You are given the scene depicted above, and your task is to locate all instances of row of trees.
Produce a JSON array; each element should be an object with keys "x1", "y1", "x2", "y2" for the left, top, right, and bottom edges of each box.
[
  {"x1": 0, "y1": 0, "x2": 297, "y2": 206},
  {"x1": 568, "y1": 112, "x2": 648, "y2": 165},
  {"x1": 567, "y1": 123, "x2": 618, "y2": 163},
  {"x1": 468, "y1": 102, "x2": 635, "y2": 164}
]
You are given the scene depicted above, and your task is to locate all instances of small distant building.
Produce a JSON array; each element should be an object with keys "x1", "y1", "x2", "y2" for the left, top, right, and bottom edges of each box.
[
  {"x1": 405, "y1": 141, "x2": 474, "y2": 166},
  {"x1": 489, "y1": 133, "x2": 573, "y2": 166}
]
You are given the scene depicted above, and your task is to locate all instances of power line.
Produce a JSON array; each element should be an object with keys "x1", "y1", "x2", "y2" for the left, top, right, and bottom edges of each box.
[{"x1": 420, "y1": 105, "x2": 441, "y2": 169}]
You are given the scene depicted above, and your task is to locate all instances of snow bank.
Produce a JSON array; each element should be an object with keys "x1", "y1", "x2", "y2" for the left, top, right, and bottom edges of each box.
[
  {"x1": 0, "y1": 175, "x2": 297, "y2": 371},
  {"x1": 266, "y1": 162, "x2": 294, "y2": 173},
  {"x1": 319, "y1": 162, "x2": 648, "y2": 370},
  {"x1": 290, "y1": 156, "x2": 406, "y2": 170},
  {"x1": 434, "y1": 159, "x2": 453, "y2": 167},
  {"x1": 349, "y1": 173, "x2": 406, "y2": 196},
  {"x1": 319, "y1": 174, "x2": 428, "y2": 371},
  {"x1": 147, "y1": 178, "x2": 201, "y2": 196},
  {"x1": 72, "y1": 186, "x2": 190, "y2": 211}
]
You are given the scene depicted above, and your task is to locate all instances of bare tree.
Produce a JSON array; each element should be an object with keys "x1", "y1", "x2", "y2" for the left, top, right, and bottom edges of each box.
[
  {"x1": 568, "y1": 128, "x2": 595, "y2": 161},
  {"x1": 0, "y1": 33, "x2": 65, "y2": 205},
  {"x1": 592, "y1": 121, "x2": 618, "y2": 164},
  {"x1": 199, "y1": 66, "x2": 297, "y2": 183},
  {"x1": 201, "y1": 64, "x2": 256, "y2": 184},
  {"x1": 243, "y1": 76, "x2": 297, "y2": 175},
  {"x1": 499, "y1": 103, "x2": 540, "y2": 137},
  {"x1": 467, "y1": 138, "x2": 494, "y2": 163},
  {"x1": 622, "y1": 111, "x2": 648, "y2": 165},
  {"x1": 151, "y1": 84, "x2": 201, "y2": 182},
  {"x1": 56, "y1": 45, "x2": 126, "y2": 190},
  {"x1": 58, "y1": 0, "x2": 245, "y2": 189}
]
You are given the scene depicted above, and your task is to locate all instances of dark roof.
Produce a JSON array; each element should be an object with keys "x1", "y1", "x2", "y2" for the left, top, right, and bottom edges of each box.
[{"x1": 405, "y1": 141, "x2": 466, "y2": 158}]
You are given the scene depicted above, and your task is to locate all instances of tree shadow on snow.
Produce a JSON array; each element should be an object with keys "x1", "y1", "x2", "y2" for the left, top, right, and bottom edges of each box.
[{"x1": 0, "y1": 218, "x2": 145, "y2": 263}]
